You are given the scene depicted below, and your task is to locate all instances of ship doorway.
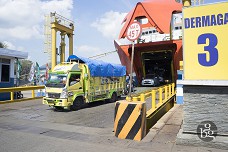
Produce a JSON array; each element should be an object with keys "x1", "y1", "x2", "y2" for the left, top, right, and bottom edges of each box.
[{"x1": 142, "y1": 50, "x2": 173, "y2": 86}]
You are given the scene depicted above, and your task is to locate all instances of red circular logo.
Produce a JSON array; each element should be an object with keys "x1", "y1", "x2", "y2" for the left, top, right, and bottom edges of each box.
[{"x1": 126, "y1": 21, "x2": 142, "y2": 41}]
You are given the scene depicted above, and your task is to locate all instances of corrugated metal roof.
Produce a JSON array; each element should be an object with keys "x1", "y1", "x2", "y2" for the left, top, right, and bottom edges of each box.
[{"x1": 0, "y1": 48, "x2": 28, "y2": 59}]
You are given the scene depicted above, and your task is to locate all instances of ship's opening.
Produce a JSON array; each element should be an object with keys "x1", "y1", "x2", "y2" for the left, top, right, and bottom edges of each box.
[{"x1": 142, "y1": 50, "x2": 173, "y2": 86}]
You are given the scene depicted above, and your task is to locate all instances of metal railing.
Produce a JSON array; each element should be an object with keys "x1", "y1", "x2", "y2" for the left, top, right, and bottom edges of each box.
[
  {"x1": 127, "y1": 83, "x2": 176, "y2": 116},
  {"x1": 0, "y1": 86, "x2": 45, "y2": 104},
  {"x1": 144, "y1": 83, "x2": 175, "y2": 116}
]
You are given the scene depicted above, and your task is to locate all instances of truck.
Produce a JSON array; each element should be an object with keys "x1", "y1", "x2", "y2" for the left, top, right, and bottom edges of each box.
[{"x1": 43, "y1": 55, "x2": 126, "y2": 110}]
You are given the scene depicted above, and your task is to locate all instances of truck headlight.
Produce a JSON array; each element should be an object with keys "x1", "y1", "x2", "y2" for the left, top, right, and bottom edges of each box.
[{"x1": 60, "y1": 88, "x2": 68, "y2": 98}]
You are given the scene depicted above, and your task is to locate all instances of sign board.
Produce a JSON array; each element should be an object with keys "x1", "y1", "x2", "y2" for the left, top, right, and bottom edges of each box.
[
  {"x1": 126, "y1": 21, "x2": 142, "y2": 41},
  {"x1": 183, "y1": 2, "x2": 228, "y2": 80}
]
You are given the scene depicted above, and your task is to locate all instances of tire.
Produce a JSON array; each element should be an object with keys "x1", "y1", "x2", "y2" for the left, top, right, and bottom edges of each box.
[
  {"x1": 109, "y1": 92, "x2": 117, "y2": 103},
  {"x1": 71, "y1": 97, "x2": 83, "y2": 111}
]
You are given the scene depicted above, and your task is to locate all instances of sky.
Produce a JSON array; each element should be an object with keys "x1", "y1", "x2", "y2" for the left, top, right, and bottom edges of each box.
[{"x1": 0, "y1": 0, "x2": 226, "y2": 66}]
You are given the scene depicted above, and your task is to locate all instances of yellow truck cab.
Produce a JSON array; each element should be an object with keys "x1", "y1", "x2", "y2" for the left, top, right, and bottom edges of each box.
[{"x1": 43, "y1": 55, "x2": 126, "y2": 110}]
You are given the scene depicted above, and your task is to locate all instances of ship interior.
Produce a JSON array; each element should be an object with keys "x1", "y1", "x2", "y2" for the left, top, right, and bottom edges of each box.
[{"x1": 141, "y1": 50, "x2": 173, "y2": 85}]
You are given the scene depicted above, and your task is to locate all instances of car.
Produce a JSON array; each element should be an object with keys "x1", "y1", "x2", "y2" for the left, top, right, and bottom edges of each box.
[{"x1": 141, "y1": 74, "x2": 160, "y2": 86}]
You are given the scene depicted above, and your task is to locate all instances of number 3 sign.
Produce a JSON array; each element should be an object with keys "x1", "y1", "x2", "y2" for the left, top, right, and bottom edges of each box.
[{"x1": 183, "y1": 2, "x2": 228, "y2": 80}]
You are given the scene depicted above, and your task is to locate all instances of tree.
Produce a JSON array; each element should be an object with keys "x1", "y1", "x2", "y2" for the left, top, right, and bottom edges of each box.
[
  {"x1": 20, "y1": 59, "x2": 33, "y2": 80},
  {"x1": 14, "y1": 59, "x2": 34, "y2": 86},
  {"x1": 0, "y1": 42, "x2": 7, "y2": 48}
]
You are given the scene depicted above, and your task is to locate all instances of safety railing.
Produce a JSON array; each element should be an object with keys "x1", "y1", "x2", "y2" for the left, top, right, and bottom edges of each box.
[
  {"x1": 0, "y1": 86, "x2": 45, "y2": 104},
  {"x1": 126, "y1": 83, "x2": 176, "y2": 116},
  {"x1": 145, "y1": 83, "x2": 175, "y2": 116}
]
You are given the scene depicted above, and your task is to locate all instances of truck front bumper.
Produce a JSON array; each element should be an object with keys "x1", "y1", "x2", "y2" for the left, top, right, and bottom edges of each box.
[{"x1": 43, "y1": 97, "x2": 72, "y2": 107}]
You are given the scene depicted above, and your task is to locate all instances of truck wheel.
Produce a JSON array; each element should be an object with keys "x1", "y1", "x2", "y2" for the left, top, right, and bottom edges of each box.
[
  {"x1": 110, "y1": 92, "x2": 117, "y2": 103},
  {"x1": 71, "y1": 97, "x2": 83, "y2": 111}
]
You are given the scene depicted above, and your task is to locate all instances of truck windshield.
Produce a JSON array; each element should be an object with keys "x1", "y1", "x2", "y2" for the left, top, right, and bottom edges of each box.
[{"x1": 45, "y1": 73, "x2": 67, "y2": 88}]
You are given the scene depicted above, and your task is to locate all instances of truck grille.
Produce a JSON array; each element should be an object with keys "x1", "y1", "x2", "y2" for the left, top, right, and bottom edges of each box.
[{"x1": 48, "y1": 93, "x2": 60, "y2": 98}]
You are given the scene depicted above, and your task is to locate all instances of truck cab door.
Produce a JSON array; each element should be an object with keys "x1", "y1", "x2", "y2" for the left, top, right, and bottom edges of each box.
[{"x1": 68, "y1": 73, "x2": 83, "y2": 94}]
